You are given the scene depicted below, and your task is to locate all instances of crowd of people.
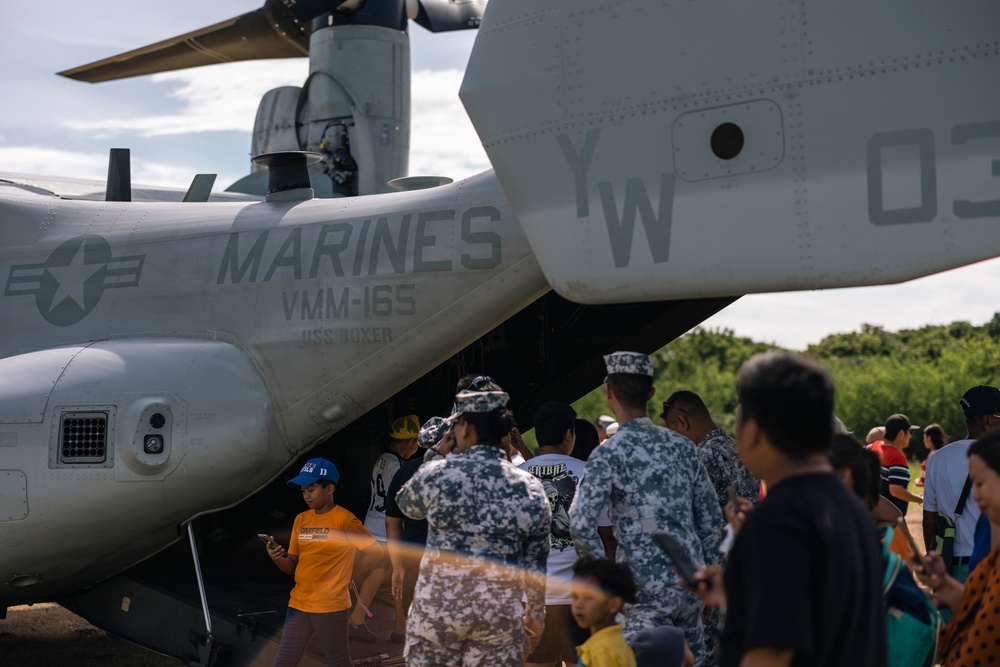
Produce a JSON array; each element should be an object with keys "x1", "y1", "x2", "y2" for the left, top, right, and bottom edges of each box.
[{"x1": 262, "y1": 350, "x2": 1000, "y2": 667}]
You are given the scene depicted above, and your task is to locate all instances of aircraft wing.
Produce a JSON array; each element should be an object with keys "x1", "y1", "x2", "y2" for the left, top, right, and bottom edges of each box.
[
  {"x1": 0, "y1": 172, "x2": 259, "y2": 203},
  {"x1": 57, "y1": 4, "x2": 309, "y2": 83}
]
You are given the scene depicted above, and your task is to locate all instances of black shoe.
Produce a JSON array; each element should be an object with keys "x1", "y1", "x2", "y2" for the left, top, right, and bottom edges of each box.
[
  {"x1": 390, "y1": 631, "x2": 406, "y2": 643},
  {"x1": 348, "y1": 622, "x2": 377, "y2": 643}
]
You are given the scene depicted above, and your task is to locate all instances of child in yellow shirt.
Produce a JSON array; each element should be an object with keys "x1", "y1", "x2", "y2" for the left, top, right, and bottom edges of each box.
[{"x1": 571, "y1": 557, "x2": 638, "y2": 667}]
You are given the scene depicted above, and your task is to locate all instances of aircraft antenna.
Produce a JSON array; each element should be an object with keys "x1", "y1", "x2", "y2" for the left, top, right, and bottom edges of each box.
[{"x1": 105, "y1": 148, "x2": 131, "y2": 202}]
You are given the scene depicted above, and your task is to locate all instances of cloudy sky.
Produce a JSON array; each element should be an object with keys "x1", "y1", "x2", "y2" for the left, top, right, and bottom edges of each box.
[{"x1": 3, "y1": 0, "x2": 999, "y2": 350}]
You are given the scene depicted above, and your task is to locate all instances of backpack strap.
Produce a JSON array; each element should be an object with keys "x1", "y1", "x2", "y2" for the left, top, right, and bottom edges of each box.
[{"x1": 954, "y1": 475, "x2": 973, "y2": 517}]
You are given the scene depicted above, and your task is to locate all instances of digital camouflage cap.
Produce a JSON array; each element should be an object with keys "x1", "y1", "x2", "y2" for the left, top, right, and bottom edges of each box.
[
  {"x1": 448, "y1": 390, "x2": 510, "y2": 419},
  {"x1": 604, "y1": 351, "x2": 654, "y2": 377},
  {"x1": 418, "y1": 416, "x2": 450, "y2": 448}
]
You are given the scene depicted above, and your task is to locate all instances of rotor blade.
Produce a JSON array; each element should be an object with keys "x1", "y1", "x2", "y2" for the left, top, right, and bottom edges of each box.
[
  {"x1": 57, "y1": 2, "x2": 315, "y2": 83},
  {"x1": 412, "y1": 0, "x2": 487, "y2": 32}
]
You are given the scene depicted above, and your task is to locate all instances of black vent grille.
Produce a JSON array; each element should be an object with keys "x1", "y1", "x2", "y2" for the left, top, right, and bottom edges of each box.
[{"x1": 60, "y1": 412, "x2": 108, "y2": 463}]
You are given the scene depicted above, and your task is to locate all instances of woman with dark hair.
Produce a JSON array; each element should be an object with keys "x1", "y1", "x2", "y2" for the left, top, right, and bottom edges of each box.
[
  {"x1": 916, "y1": 423, "x2": 949, "y2": 487},
  {"x1": 396, "y1": 390, "x2": 552, "y2": 667},
  {"x1": 828, "y1": 433, "x2": 901, "y2": 528},
  {"x1": 572, "y1": 418, "x2": 601, "y2": 463},
  {"x1": 914, "y1": 429, "x2": 1000, "y2": 666}
]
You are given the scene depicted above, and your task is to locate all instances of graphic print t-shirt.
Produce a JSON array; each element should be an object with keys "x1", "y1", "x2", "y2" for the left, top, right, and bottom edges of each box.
[
  {"x1": 364, "y1": 451, "x2": 404, "y2": 540},
  {"x1": 520, "y1": 453, "x2": 610, "y2": 604},
  {"x1": 288, "y1": 506, "x2": 376, "y2": 613}
]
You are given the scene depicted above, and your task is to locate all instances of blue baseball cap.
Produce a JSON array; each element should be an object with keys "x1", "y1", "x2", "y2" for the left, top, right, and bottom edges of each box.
[{"x1": 287, "y1": 457, "x2": 340, "y2": 487}]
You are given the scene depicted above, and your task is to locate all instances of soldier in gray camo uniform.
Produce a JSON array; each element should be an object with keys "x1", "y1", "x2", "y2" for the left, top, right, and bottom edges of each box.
[
  {"x1": 569, "y1": 352, "x2": 724, "y2": 667},
  {"x1": 397, "y1": 390, "x2": 551, "y2": 667},
  {"x1": 661, "y1": 390, "x2": 760, "y2": 514},
  {"x1": 660, "y1": 390, "x2": 759, "y2": 666}
]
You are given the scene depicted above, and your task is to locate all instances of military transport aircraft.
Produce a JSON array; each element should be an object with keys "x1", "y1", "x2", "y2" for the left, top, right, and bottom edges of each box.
[{"x1": 1, "y1": 0, "x2": 998, "y2": 665}]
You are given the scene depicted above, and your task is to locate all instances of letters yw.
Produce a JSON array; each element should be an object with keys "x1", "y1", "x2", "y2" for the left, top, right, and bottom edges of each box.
[{"x1": 559, "y1": 128, "x2": 676, "y2": 268}]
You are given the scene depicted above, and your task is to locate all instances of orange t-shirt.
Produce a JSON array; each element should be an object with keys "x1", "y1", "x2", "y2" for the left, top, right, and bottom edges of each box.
[{"x1": 287, "y1": 505, "x2": 375, "y2": 613}]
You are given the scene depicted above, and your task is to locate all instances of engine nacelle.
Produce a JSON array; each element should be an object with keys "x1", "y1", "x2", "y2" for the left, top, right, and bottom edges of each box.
[
  {"x1": 0, "y1": 337, "x2": 288, "y2": 604},
  {"x1": 227, "y1": 23, "x2": 411, "y2": 199}
]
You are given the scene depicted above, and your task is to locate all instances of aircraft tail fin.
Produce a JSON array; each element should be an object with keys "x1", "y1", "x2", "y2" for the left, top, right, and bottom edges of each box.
[{"x1": 461, "y1": 0, "x2": 1000, "y2": 304}]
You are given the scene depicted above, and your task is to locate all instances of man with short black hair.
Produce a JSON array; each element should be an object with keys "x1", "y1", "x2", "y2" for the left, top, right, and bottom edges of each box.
[
  {"x1": 662, "y1": 390, "x2": 758, "y2": 667},
  {"x1": 868, "y1": 413, "x2": 922, "y2": 516},
  {"x1": 662, "y1": 390, "x2": 759, "y2": 514},
  {"x1": 704, "y1": 352, "x2": 886, "y2": 667},
  {"x1": 922, "y1": 385, "x2": 999, "y2": 582},
  {"x1": 570, "y1": 351, "x2": 722, "y2": 667},
  {"x1": 521, "y1": 402, "x2": 614, "y2": 667}
]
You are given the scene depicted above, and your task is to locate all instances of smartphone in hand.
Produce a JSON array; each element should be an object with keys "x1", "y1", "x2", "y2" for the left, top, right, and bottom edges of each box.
[
  {"x1": 726, "y1": 485, "x2": 740, "y2": 509},
  {"x1": 652, "y1": 533, "x2": 710, "y2": 590},
  {"x1": 258, "y1": 533, "x2": 273, "y2": 544}
]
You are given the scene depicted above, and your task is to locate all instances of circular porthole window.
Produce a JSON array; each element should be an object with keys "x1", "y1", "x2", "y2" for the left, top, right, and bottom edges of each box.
[{"x1": 711, "y1": 123, "x2": 745, "y2": 160}]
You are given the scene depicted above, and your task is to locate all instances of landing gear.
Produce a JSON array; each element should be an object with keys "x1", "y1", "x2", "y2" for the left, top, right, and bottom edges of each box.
[{"x1": 186, "y1": 522, "x2": 219, "y2": 667}]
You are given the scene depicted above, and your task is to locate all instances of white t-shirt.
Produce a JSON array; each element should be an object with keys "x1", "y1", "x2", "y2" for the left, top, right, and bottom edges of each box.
[
  {"x1": 363, "y1": 451, "x2": 404, "y2": 540},
  {"x1": 519, "y1": 453, "x2": 611, "y2": 605},
  {"x1": 923, "y1": 438, "x2": 981, "y2": 557}
]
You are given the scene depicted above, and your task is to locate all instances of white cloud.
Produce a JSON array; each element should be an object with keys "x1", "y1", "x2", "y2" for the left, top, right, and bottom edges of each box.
[
  {"x1": 63, "y1": 60, "x2": 309, "y2": 137},
  {"x1": 52, "y1": 63, "x2": 492, "y2": 184},
  {"x1": 699, "y1": 258, "x2": 1000, "y2": 349},
  {"x1": 0, "y1": 147, "x2": 110, "y2": 181},
  {"x1": 0, "y1": 146, "x2": 243, "y2": 190},
  {"x1": 410, "y1": 69, "x2": 490, "y2": 178}
]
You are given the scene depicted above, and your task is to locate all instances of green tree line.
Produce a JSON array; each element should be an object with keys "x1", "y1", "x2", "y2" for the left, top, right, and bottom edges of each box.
[{"x1": 573, "y1": 313, "x2": 1000, "y2": 462}]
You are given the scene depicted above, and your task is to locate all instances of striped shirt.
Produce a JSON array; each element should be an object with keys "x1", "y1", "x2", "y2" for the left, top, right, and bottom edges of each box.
[{"x1": 867, "y1": 441, "x2": 910, "y2": 516}]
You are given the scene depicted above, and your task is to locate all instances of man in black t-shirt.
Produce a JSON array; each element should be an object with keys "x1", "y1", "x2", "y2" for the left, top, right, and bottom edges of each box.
[
  {"x1": 691, "y1": 352, "x2": 886, "y2": 667},
  {"x1": 383, "y1": 417, "x2": 447, "y2": 642}
]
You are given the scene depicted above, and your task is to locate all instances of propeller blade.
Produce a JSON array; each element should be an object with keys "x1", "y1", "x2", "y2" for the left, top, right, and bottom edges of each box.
[
  {"x1": 412, "y1": 0, "x2": 487, "y2": 32},
  {"x1": 56, "y1": 0, "x2": 354, "y2": 83}
]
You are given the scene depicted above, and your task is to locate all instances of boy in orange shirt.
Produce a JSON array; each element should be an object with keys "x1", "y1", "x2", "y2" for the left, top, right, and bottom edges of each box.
[{"x1": 265, "y1": 458, "x2": 383, "y2": 667}]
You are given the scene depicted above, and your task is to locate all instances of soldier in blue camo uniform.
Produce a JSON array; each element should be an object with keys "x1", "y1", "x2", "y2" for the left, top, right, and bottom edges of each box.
[
  {"x1": 660, "y1": 390, "x2": 759, "y2": 666},
  {"x1": 397, "y1": 390, "x2": 552, "y2": 667},
  {"x1": 569, "y1": 352, "x2": 724, "y2": 667},
  {"x1": 661, "y1": 390, "x2": 760, "y2": 515}
]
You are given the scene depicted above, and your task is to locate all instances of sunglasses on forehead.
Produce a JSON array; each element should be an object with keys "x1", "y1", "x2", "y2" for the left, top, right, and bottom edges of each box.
[
  {"x1": 469, "y1": 375, "x2": 497, "y2": 390},
  {"x1": 661, "y1": 402, "x2": 688, "y2": 416}
]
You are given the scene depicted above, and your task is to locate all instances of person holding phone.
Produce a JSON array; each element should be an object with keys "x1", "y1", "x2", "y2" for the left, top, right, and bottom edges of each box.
[
  {"x1": 912, "y1": 429, "x2": 1000, "y2": 666},
  {"x1": 266, "y1": 458, "x2": 383, "y2": 667},
  {"x1": 688, "y1": 353, "x2": 886, "y2": 667}
]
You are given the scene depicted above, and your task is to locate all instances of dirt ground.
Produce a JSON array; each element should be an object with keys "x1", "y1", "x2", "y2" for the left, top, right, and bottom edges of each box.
[{"x1": 0, "y1": 603, "x2": 178, "y2": 666}]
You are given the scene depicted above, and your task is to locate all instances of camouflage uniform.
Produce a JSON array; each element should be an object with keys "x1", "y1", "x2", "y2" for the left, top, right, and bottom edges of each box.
[
  {"x1": 397, "y1": 443, "x2": 551, "y2": 667},
  {"x1": 697, "y1": 428, "x2": 760, "y2": 515},
  {"x1": 569, "y1": 353, "x2": 724, "y2": 667},
  {"x1": 694, "y1": 428, "x2": 757, "y2": 667}
]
